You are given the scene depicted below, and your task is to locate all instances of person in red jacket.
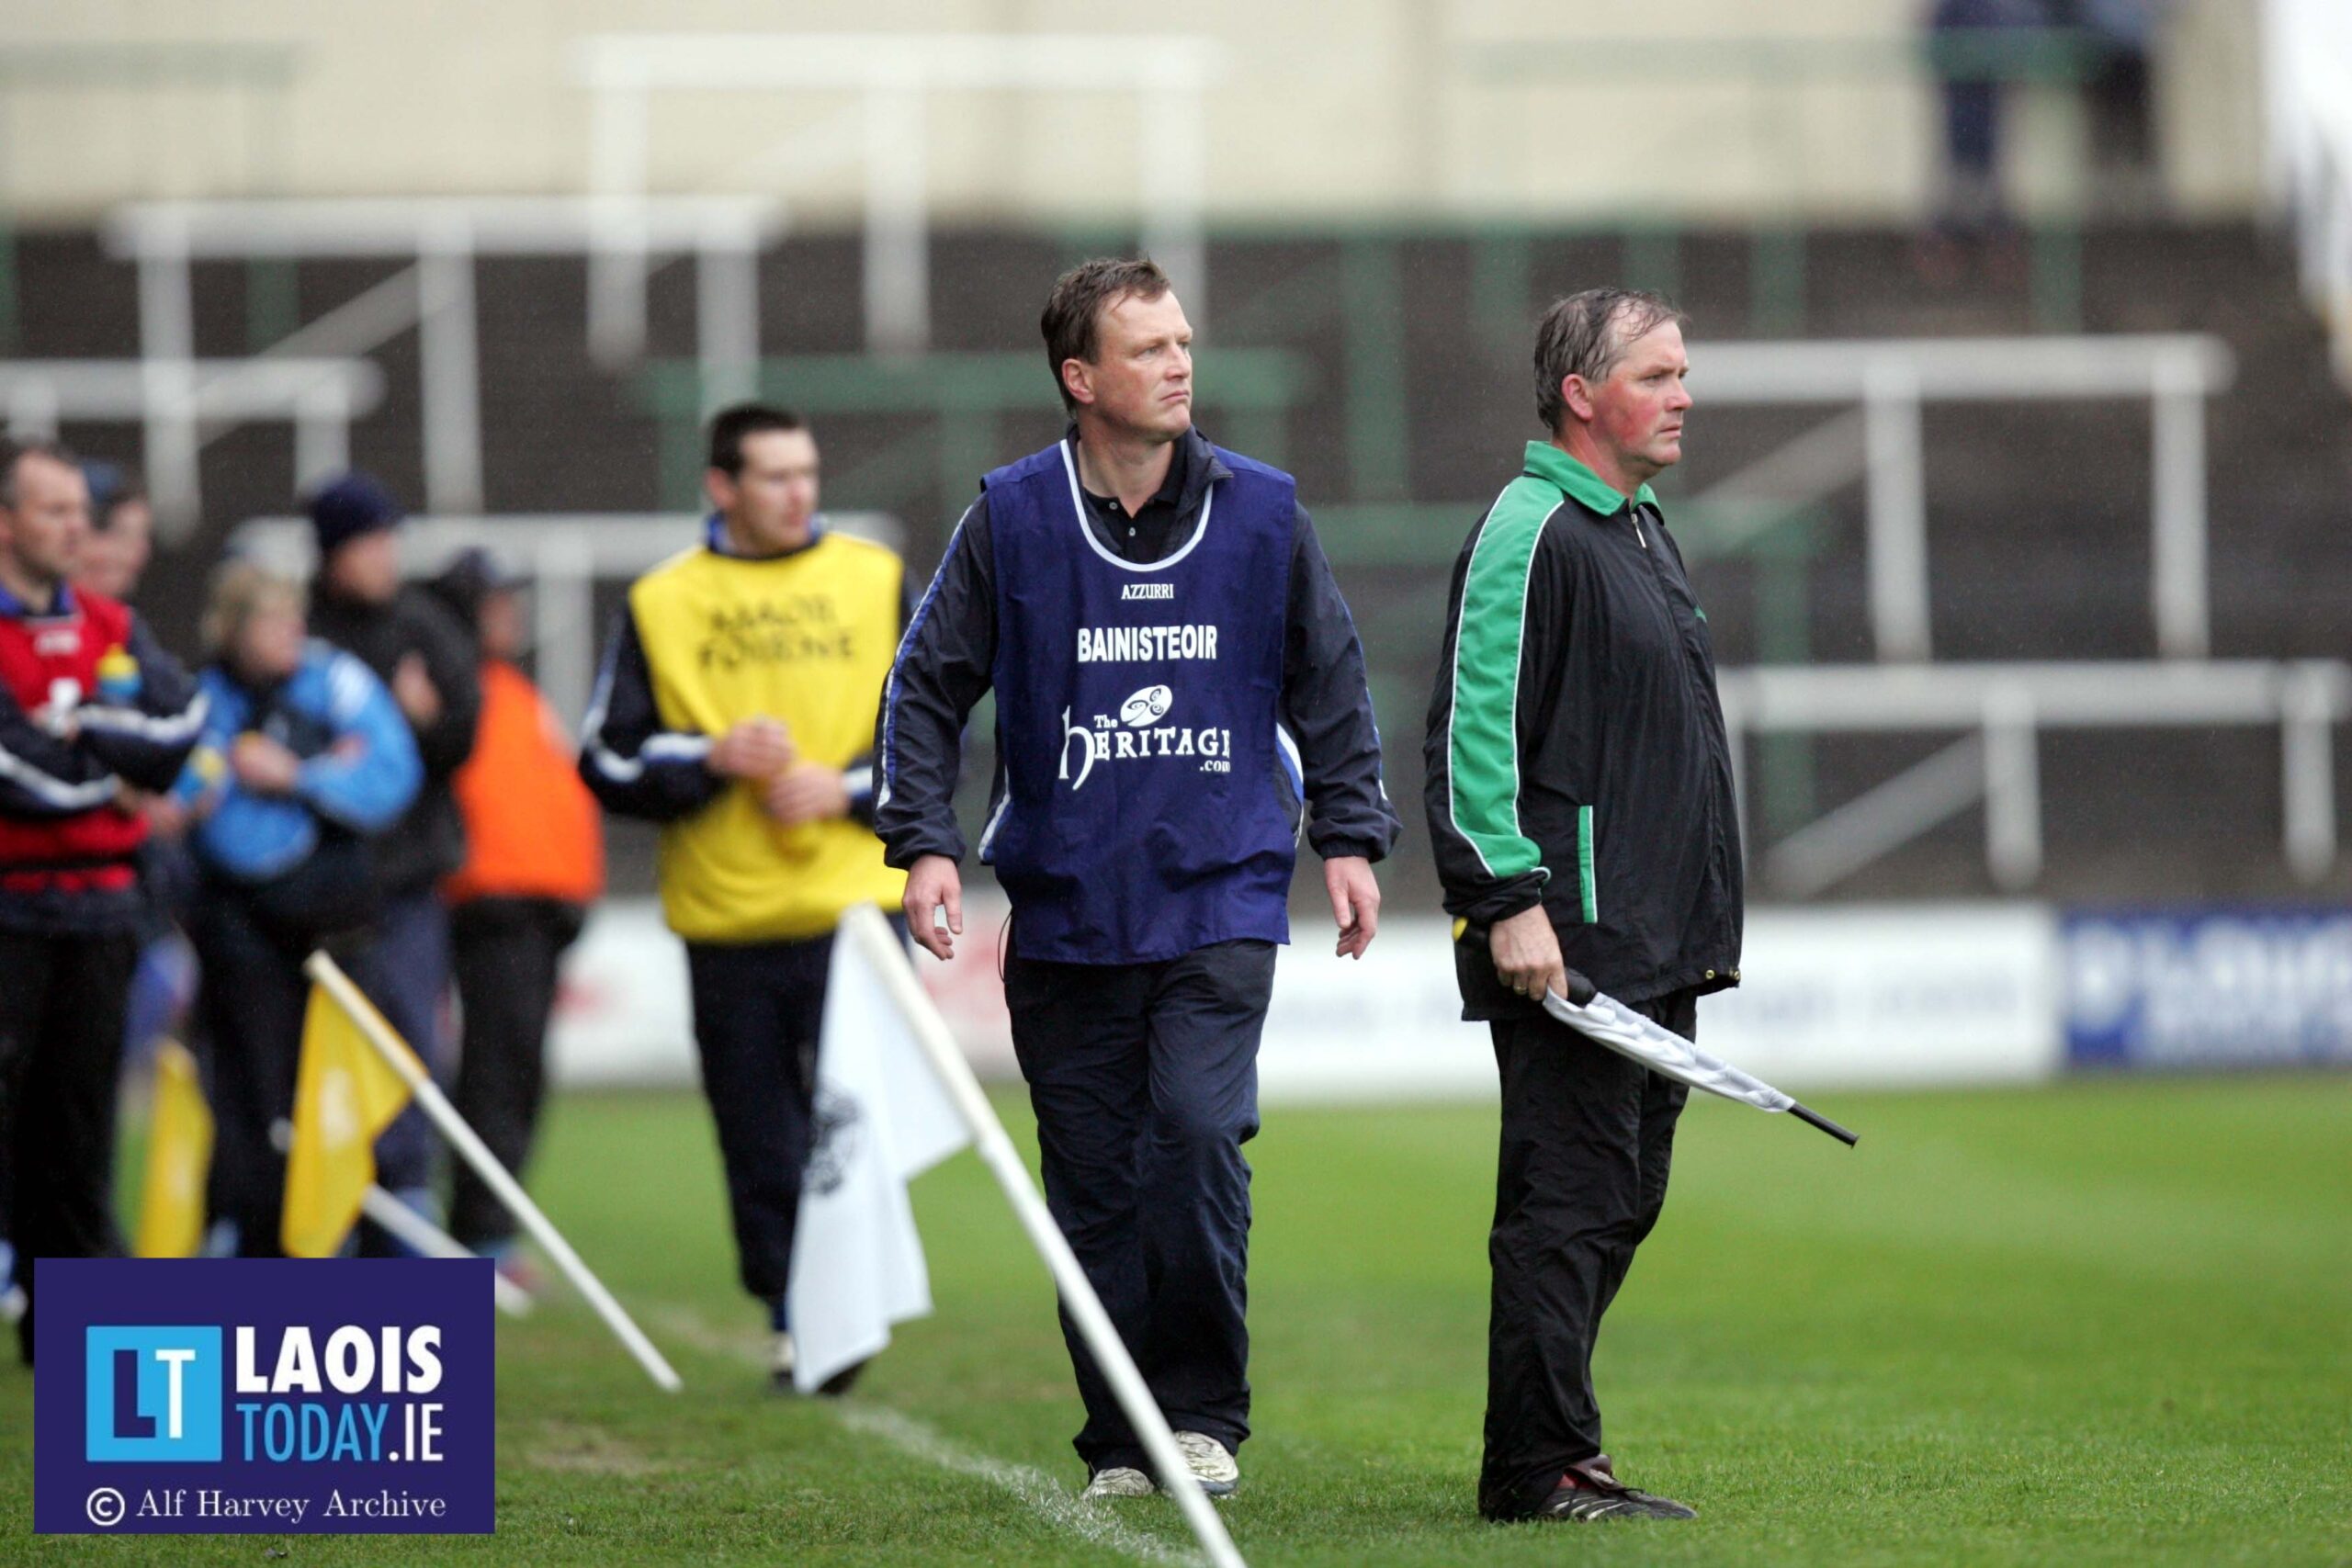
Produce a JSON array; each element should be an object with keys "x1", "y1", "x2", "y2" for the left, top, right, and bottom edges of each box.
[
  {"x1": 0, "y1": 439, "x2": 202, "y2": 1366},
  {"x1": 428, "y1": 549, "x2": 604, "y2": 1269}
]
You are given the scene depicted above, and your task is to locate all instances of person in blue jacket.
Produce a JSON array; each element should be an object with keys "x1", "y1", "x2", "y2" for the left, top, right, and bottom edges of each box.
[{"x1": 175, "y1": 561, "x2": 420, "y2": 1256}]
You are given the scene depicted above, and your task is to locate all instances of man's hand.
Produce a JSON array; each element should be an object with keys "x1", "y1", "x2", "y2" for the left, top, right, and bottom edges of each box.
[
  {"x1": 709, "y1": 716, "x2": 795, "y2": 780},
  {"x1": 142, "y1": 790, "x2": 193, "y2": 840},
  {"x1": 1489, "y1": 903, "x2": 1577, "y2": 1003},
  {"x1": 1324, "y1": 855, "x2": 1381, "y2": 960},
  {"x1": 762, "y1": 762, "x2": 850, "y2": 827},
  {"x1": 230, "y1": 732, "x2": 304, "y2": 795},
  {"x1": 391, "y1": 652, "x2": 443, "y2": 728},
  {"x1": 902, "y1": 854, "x2": 963, "y2": 962}
]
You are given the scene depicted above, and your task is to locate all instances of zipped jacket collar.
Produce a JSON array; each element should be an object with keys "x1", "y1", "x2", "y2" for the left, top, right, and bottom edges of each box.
[{"x1": 1522, "y1": 441, "x2": 1657, "y2": 517}]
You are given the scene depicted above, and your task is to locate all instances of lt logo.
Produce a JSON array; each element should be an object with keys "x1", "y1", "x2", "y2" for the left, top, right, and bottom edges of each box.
[{"x1": 85, "y1": 1327, "x2": 223, "y2": 1461}]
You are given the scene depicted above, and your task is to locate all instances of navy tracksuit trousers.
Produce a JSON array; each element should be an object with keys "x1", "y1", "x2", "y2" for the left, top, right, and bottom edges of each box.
[
  {"x1": 187, "y1": 892, "x2": 311, "y2": 1258},
  {"x1": 355, "y1": 888, "x2": 452, "y2": 1198},
  {"x1": 684, "y1": 934, "x2": 831, "y2": 1305},
  {"x1": 1005, "y1": 937, "x2": 1275, "y2": 1478}
]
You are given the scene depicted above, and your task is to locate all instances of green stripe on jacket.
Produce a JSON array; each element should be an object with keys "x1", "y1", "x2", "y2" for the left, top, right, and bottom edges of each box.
[{"x1": 1444, "y1": 477, "x2": 1557, "y2": 887}]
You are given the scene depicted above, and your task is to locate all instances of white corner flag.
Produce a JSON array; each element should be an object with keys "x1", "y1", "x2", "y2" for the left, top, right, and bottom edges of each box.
[
  {"x1": 1544, "y1": 986, "x2": 1860, "y2": 1146},
  {"x1": 786, "y1": 920, "x2": 972, "y2": 1393}
]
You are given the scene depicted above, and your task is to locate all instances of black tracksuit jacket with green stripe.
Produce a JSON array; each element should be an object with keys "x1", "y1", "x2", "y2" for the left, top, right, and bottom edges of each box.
[{"x1": 1423, "y1": 441, "x2": 1742, "y2": 1020}]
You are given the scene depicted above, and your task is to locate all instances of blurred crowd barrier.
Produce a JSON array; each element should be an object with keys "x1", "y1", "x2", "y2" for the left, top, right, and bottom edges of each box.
[{"x1": 543, "y1": 896, "x2": 2352, "y2": 1099}]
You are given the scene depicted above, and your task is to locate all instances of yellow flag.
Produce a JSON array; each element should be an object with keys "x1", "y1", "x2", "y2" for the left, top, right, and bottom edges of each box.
[
  {"x1": 281, "y1": 980, "x2": 419, "y2": 1258},
  {"x1": 133, "y1": 1040, "x2": 214, "y2": 1258}
]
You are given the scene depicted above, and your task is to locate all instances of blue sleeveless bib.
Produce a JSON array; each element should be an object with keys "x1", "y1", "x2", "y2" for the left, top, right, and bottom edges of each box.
[{"x1": 981, "y1": 437, "x2": 1301, "y2": 964}]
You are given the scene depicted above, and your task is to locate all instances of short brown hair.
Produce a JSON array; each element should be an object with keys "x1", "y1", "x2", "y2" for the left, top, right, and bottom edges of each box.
[
  {"x1": 1040, "y1": 257, "x2": 1172, "y2": 412},
  {"x1": 1532, "y1": 288, "x2": 1688, "y2": 434},
  {"x1": 0, "y1": 437, "x2": 81, "y2": 510},
  {"x1": 706, "y1": 402, "x2": 807, "y2": 478}
]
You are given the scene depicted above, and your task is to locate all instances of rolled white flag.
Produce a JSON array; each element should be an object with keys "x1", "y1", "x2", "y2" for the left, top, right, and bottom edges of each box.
[
  {"x1": 1544, "y1": 987, "x2": 1858, "y2": 1145},
  {"x1": 786, "y1": 920, "x2": 972, "y2": 1393}
]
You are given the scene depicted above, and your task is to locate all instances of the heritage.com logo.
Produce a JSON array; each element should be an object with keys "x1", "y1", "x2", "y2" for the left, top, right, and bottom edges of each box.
[
  {"x1": 1058, "y1": 686, "x2": 1234, "y2": 791},
  {"x1": 37, "y1": 1259, "x2": 492, "y2": 1534}
]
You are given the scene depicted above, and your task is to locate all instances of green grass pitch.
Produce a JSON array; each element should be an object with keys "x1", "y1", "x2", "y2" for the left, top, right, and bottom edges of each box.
[{"x1": 4, "y1": 1074, "x2": 2346, "y2": 1564}]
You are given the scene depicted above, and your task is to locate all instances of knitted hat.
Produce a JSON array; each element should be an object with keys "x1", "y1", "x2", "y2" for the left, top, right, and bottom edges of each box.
[{"x1": 308, "y1": 470, "x2": 403, "y2": 558}]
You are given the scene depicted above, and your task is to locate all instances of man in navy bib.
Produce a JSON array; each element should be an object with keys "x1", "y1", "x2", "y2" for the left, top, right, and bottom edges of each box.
[{"x1": 877, "y1": 258, "x2": 1399, "y2": 1498}]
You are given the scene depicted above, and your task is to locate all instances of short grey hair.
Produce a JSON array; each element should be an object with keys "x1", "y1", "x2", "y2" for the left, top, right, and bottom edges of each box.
[{"x1": 1532, "y1": 288, "x2": 1688, "y2": 434}]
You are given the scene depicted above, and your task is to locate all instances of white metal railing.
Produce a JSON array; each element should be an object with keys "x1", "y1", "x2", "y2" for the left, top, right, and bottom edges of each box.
[
  {"x1": 1720, "y1": 660, "x2": 2352, "y2": 894},
  {"x1": 2267, "y1": 0, "x2": 2352, "y2": 387},
  {"x1": 0, "y1": 357, "x2": 379, "y2": 513},
  {"x1": 571, "y1": 34, "x2": 1223, "y2": 358},
  {"x1": 1694, "y1": 334, "x2": 2233, "y2": 661},
  {"x1": 229, "y1": 511, "x2": 902, "y2": 729},
  {"x1": 103, "y1": 197, "x2": 787, "y2": 534}
]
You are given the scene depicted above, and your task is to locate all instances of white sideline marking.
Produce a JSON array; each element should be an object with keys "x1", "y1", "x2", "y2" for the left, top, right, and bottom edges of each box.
[
  {"x1": 833, "y1": 1403, "x2": 1199, "y2": 1565},
  {"x1": 650, "y1": 1306, "x2": 1199, "y2": 1566}
]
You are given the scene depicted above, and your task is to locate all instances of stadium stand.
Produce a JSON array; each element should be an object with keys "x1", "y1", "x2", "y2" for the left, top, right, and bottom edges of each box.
[{"x1": 9, "y1": 213, "x2": 2347, "y2": 908}]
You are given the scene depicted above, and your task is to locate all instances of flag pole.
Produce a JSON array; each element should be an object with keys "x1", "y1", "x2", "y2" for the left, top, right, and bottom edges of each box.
[
  {"x1": 841, "y1": 905, "x2": 1249, "y2": 1568},
  {"x1": 1788, "y1": 1102, "x2": 1860, "y2": 1147},
  {"x1": 303, "y1": 951, "x2": 684, "y2": 1393},
  {"x1": 357, "y1": 1185, "x2": 536, "y2": 1317}
]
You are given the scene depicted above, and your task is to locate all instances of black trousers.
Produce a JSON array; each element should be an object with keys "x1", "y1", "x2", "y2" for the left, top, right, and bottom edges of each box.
[
  {"x1": 186, "y1": 895, "x2": 312, "y2": 1258},
  {"x1": 684, "y1": 932, "x2": 833, "y2": 1304},
  {"x1": 1005, "y1": 939, "x2": 1275, "y2": 1476},
  {"x1": 447, "y1": 897, "x2": 584, "y2": 1250},
  {"x1": 0, "y1": 926, "x2": 138, "y2": 1364},
  {"x1": 1479, "y1": 988, "x2": 1695, "y2": 1521}
]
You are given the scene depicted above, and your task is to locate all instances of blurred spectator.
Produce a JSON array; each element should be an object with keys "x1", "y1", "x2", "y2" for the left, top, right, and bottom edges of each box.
[
  {"x1": 2062, "y1": 0, "x2": 2171, "y2": 213},
  {"x1": 427, "y1": 548, "x2": 603, "y2": 1270},
  {"x1": 175, "y1": 563, "x2": 420, "y2": 1257},
  {"x1": 303, "y1": 472, "x2": 481, "y2": 1247},
  {"x1": 0, "y1": 438, "x2": 202, "y2": 1364},
  {"x1": 73, "y1": 463, "x2": 199, "y2": 1087},
  {"x1": 1920, "y1": 0, "x2": 2048, "y2": 283},
  {"x1": 75, "y1": 464, "x2": 153, "y2": 604}
]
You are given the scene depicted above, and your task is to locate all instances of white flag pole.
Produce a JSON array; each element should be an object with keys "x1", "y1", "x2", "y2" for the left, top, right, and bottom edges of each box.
[
  {"x1": 841, "y1": 905, "x2": 1248, "y2": 1568},
  {"x1": 303, "y1": 951, "x2": 684, "y2": 1393},
  {"x1": 357, "y1": 1184, "x2": 535, "y2": 1318}
]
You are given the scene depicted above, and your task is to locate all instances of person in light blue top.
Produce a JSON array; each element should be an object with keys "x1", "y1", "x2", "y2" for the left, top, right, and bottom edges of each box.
[{"x1": 175, "y1": 562, "x2": 420, "y2": 1257}]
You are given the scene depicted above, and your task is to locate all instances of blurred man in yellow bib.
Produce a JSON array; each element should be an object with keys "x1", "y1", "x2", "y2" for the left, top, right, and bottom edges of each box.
[{"x1": 581, "y1": 404, "x2": 905, "y2": 1390}]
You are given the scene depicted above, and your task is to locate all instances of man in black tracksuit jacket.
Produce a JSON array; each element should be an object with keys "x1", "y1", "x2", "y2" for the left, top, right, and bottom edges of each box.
[
  {"x1": 303, "y1": 473, "x2": 481, "y2": 1236},
  {"x1": 1424, "y1": 289, "x2": 1740, "y2": 1524}
]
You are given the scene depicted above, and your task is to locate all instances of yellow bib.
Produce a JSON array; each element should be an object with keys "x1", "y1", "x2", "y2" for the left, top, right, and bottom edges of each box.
[{"x1": 628, "y1": 534, "x2": 908, "y2": 942}]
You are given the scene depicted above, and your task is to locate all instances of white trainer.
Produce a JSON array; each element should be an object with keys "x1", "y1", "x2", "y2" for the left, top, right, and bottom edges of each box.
[
  {"x1": 1080, "y1": 1466, "x2": 1157, "y2": 1499},
  {"x1": 769, "y1": 1330, "x2": 796, "y2": 1392},
  {"x1": 1173, "y1": 1431, "x2": 1239, "y2": 1496}
]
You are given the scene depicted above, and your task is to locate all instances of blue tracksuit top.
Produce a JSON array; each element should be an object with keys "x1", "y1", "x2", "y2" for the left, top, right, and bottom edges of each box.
[
  {"x1": 980, "y1": 437, "x2": 1300, "y2": 964},
  {"x1": 175, "y1": 641, "x2": 422, "y2": 884}
]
